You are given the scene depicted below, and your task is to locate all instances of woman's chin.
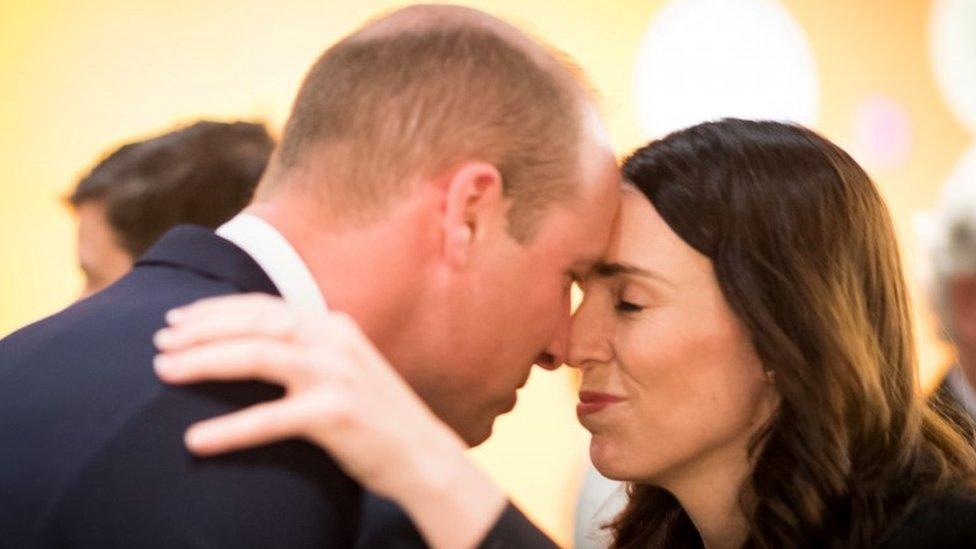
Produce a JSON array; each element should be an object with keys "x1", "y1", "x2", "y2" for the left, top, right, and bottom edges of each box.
[
  {"x1": 590, "y1": 436, "x2": 665, "y2": 485},
  {"x1": 590, "y1": 437, "x2": 632, "y2": 481}
]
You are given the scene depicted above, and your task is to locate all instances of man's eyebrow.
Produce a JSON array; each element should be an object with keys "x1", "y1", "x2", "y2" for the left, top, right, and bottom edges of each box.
[{"x1": 592, "y1": 261, "x2": 672, "y2": 285}]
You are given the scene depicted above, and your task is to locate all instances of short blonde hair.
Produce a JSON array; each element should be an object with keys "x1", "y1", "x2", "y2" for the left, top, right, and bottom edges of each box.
[{"x1": 270, "y1": 23, "x2": 585, "y2": 240}]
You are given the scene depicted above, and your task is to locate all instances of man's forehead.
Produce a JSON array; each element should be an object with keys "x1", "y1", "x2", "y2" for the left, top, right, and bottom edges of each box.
[
  {"x1": 577, "y1": 137, "x2": 621, "y2": 199},
  {"x1": 576, "y1": 166, "x2": 622, "y2": 225},
  {"x1": 571, "y1": 175, "x2": 622, "y2": 266},
  {"x1": 560, "y1": 199, "x2": 617, "y2": 265},
  {"x1": 579, "y1": 101, "x2": 613, "y2": 153}
]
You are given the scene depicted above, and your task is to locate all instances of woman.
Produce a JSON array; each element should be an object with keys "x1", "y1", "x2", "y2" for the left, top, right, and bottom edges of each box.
[{"x1": 156, "y1": 119, "x2": 976, "y2": 547}]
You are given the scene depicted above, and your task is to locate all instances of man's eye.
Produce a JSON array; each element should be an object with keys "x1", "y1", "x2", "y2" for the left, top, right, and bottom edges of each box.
[
  {"x1": 615, "y1": 300, "x2": 644, "y2": 313},
  {"x1": 565, "y1": 272, "x2": 583, "y2": 290}
]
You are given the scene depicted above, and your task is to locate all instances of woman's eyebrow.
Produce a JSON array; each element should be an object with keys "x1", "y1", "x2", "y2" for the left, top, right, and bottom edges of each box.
[{"x1": 593, "y1": 261, "x2": 672, "y2": 286}]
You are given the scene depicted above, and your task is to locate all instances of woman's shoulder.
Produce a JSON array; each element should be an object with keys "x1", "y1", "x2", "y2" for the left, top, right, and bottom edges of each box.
[{"x1": 879, "y1": 492, "x2": 976, "y2": 549}]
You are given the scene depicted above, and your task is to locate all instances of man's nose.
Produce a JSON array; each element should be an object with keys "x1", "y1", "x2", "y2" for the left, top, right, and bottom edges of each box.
[{"x1": 536, "y1": 308, "x2": 571, "y2": 370}]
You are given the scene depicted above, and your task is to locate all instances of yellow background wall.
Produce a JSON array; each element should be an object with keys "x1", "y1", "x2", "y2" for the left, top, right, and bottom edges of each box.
[{"x1": 0, "y1": 1, "x2": 969, "y2": 545}]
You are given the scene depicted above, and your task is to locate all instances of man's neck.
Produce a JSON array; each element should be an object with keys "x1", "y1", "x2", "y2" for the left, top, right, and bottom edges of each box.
[{"x1": 242, "y1": 195, "x2": 431, "y2": 355}]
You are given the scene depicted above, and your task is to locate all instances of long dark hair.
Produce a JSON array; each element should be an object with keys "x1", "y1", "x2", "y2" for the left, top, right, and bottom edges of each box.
[{"x1": 610, "y1": 119, "x2": 976, "y2": 548}]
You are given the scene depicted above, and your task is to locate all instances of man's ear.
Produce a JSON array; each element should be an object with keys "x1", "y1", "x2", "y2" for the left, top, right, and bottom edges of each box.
[
  {"x1": 440, "y1": 161, "x2": 505, "y2": 268},
  {"x1": 951, "y1": 275, "x2": 976, "y2": 348}
]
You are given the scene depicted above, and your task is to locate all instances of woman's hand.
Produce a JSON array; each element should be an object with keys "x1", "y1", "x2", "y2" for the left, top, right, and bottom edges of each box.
[{"x1": 153, "y1": 293, "x2": 505, "y2": 549}]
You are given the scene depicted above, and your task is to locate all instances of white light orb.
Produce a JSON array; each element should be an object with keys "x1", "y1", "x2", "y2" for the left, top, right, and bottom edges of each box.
[
  {"x1": 634, "y1": 0, "x2": 819, "y2": 138},
  {"x1": 930, "y1": 0, "x2": 976, "y2": 133}
]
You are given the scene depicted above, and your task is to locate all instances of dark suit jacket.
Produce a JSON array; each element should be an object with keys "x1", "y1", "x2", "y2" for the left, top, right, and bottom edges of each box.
[
  {"x1": 356, "y1": 494, "x2": 558, "y2": 549},
  {"x1": 879, "y1": 494, "x2": 976, "y2": 548},
  {"x1": 0, "y1": 226, "x2": 361, "y2": 548}
]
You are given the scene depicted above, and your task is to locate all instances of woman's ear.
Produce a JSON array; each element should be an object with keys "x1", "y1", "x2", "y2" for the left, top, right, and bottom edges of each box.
[{"x1": 440, "y1": 161, "x2": 505, "y2": 268}]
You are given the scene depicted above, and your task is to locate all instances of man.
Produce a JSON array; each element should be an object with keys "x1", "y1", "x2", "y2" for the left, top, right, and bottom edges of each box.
[
  {"x1": 69, "y1": 120, "x2": 274, "y2": 297},
  {"x1": 926, "y1": 167, "x2": 976, "y2": 423},
  {"x1": 0, "y1": 4, "x2": 619, "y2": 548}
]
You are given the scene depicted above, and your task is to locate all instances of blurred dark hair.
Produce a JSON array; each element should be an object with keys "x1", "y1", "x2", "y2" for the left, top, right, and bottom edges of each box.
[
  {"x1": 69, "y1": 120, "x2": 274, "y2": 256},
  {"x1": 610, "y1": 119, "x2": 976, "y2": 548}
]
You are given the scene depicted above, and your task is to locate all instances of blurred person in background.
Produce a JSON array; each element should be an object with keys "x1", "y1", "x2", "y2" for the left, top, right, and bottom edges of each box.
[
  {"x1": 159, "y1": 120, "x2": 976, "y2": 548},
  {"x1": 925, "y1": 171, "x2": 976, "y2": 423},
  {"x1": 68, "y1": 120, "x2": 274, "y2": 297}
]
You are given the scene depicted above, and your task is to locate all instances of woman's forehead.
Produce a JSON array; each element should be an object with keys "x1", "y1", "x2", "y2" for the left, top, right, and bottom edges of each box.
[{"x1": 605, "y1": 190, "x2": 710, "y2": 279}]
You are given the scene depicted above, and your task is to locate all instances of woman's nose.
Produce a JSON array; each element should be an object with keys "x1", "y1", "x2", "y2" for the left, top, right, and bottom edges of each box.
[{"x1": 567, "y1": 295, "x2": 613, "y2": 369}]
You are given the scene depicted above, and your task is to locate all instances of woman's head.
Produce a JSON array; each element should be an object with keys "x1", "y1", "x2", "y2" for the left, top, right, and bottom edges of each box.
[
  {"x1": 570, "y1": 183, "x2": 776, "y2": 487},
  {"x1": 570, "y1": 119, "x2": 976, "y2": 546}
]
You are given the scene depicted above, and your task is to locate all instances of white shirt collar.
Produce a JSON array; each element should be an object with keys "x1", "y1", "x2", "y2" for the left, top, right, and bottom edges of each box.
[{"x1": 216, "y1": 213, "x2": 328, "y2": 314}]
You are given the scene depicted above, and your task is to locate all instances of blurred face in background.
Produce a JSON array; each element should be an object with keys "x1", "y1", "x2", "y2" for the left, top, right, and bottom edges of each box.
[
  {"x1": 949, "y1": 275, "x2": 976, "y2": 358},
  {"x1": 569, "y1": 187, "x2": 777, "y2": 487},
  {"x1": 75, "y1": 201, "x2": 132, "y2": 298}
]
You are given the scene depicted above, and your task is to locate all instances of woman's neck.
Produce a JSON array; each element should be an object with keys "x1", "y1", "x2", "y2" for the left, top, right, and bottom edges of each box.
[{"x1": 663, "y1": 441, "x2": 756, "y2": 549}]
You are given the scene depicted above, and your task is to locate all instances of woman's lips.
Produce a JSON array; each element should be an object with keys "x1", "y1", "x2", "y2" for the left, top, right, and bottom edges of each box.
[{"x1": 577, "y1": 391, "x2": 626, "y2": 417}]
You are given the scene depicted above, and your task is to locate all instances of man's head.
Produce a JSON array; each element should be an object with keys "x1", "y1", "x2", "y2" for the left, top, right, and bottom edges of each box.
[
  {"x1": 69, "y1": 121, "x2": 274, "y2": 296},
  {"x1": 260, "y1": 5, "x2": 599, "y2": 240},
  {"x1": 255, "y1": 5, "x2": 620, "y2": 445},
  {"x1": 925, "y1": 165, "x2": 976, "y2": 370}
]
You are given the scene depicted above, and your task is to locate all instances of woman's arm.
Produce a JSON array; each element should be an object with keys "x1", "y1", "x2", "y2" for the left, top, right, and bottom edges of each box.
[{"x1": 153, "y1": 293, "x2": 508, "y2": 549}]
